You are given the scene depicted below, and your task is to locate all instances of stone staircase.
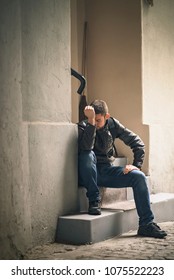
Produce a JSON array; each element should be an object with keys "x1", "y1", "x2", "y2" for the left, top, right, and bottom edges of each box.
[{"x1": 56, "y1": 157, "x2": 174, "y2": 245}]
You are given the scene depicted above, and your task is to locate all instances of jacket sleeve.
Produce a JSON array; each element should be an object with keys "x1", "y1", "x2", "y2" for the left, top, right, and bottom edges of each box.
[
  {"x1": 113, "y1": 118, "x2": 145, "y2": 168},
  {"x1": 78, "y1": 121, "x2": 96, "y2": 151}
]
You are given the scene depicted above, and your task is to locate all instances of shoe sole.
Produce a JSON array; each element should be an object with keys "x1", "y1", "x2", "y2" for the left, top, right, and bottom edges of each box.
[
  {"x1": 88, "y1": 210, "x2": 101, "y2": 215},
  {"x1": 137, "y1": 232, "x2": 167, "y2": 239}
]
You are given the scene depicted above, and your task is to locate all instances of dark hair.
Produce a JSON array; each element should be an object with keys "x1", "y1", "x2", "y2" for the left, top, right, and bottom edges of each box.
[{"x1": 90, "y1": 100, "x2": 108, "y2": 115}]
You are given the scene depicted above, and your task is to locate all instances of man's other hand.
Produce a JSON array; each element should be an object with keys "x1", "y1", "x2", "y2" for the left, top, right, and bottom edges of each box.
[{"x1": 123, "y1": 164, "x2": 140, "y2": 174}]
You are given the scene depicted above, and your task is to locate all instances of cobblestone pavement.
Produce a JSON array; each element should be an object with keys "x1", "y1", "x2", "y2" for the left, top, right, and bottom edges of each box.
[{"x1": 24, "y1": 221, "x2": 174, "y2": 260}]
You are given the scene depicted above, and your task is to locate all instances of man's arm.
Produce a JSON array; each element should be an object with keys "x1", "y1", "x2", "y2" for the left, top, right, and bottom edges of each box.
[
  {"x1": 78, "y1": 106, "x2": 96, "y2": 151},
  {"x1": 112, "y1": 118, "x2": 145, "y2": 169}
]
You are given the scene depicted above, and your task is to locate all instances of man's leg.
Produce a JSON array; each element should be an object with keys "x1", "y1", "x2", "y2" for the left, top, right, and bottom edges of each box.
[
  {"x1": 97, "y1": 164, "x2": 153, "y2": 225},
  {"x1": 97, "y1": 164, "x2": 167, "y2": 238},
  {"x1": 78, "y1": 151, "x2": 101, "y2": 214}
]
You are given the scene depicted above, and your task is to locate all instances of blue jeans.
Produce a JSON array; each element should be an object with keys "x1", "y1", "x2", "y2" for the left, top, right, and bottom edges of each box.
[{"x1": 78, "y1": 151, "x2": 154, "y2": 226}]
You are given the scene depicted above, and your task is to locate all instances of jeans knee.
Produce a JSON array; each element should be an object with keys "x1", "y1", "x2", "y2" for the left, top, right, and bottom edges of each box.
[
  {"x1": 78, "y1": 151, "x2": 96, "y2": 169},
  {"x1": 131, "y1": 170, "x2": 147, "y2": 186}
]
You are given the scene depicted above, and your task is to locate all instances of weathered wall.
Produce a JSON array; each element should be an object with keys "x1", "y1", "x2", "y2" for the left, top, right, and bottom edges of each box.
[
  {"x1": 0, "y1": 0, "x2": 31, "y2": 259},
  {"x1": 71, "y1": 0, "x2": 86, "y2": 123},
  {"x1": 142, "y1": 0, "x2": 174, "y2": 192},
  {"x1": 0, "y1": 0, "x2": 78, "y2": 259}
]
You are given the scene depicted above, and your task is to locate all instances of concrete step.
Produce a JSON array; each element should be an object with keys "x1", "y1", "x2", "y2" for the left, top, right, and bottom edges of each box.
[{"x1": 56, "y1": 193, "x2": 174, "y2": 245}]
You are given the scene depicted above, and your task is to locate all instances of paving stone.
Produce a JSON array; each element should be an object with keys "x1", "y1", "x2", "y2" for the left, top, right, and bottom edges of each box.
[{"x1": 24, "y1": 221, "x2": 174, "y2": 260}]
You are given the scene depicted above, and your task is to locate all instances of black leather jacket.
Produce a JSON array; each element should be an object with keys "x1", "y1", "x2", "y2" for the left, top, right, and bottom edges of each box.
[{"x1": 78, "y1": 117, "x2": 145, "y2": 168}]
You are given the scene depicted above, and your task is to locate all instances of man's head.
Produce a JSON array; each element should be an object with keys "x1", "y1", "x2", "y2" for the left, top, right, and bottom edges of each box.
[{"x1": 90, "y1": 100, "x2": 110, "y2": 129}]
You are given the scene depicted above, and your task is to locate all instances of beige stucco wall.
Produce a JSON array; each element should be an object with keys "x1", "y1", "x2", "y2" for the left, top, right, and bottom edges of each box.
[
  {"x1": 142, "y1": 0, "x2": 174, "y2": 192},
  {"x1": 72, "y1": 0, "x2": 149, "y2": 173},
  {"x1": 0, "y1": 0, "x2": 78, "y2": 259}
]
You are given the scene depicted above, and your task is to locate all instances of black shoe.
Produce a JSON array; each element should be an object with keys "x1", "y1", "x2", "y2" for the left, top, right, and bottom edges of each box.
[
  {"x1": 88, "y1": 201, "x2": 101, "y2": 215},
  {"x1": 138, "y1": 222, "x2": 167, "y2": 239}
]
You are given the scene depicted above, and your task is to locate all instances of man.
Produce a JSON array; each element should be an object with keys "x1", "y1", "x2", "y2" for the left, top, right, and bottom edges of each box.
[{"x1": 78, "y1": 99, "x2": 167, "y2": 238}]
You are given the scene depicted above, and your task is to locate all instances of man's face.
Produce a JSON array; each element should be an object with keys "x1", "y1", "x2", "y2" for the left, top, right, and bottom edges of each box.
[{"x1": 95, "y1": 113, "x2": 110, "y2": 129}]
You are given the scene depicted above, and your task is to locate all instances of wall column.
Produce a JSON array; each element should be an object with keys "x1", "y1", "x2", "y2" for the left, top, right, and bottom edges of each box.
[{"x1": 0, "y1": 0, "x2": 78, "y2": 259}]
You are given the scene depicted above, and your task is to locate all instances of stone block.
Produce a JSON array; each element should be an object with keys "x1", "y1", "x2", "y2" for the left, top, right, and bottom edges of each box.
[{"x1": 56, "y1": 210, "x2": 124, "y2": 244}]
